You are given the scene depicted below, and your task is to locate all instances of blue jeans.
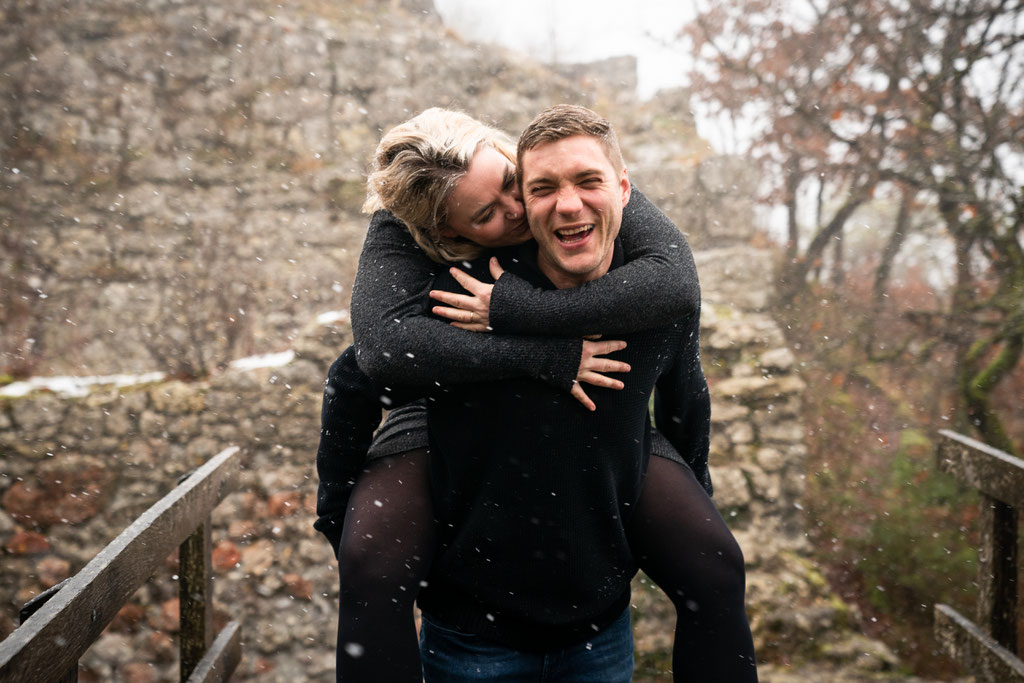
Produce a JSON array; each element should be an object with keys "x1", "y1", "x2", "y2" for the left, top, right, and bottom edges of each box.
[{"x1": 419, "y1": 608, "x2": 634, "y2": 682}]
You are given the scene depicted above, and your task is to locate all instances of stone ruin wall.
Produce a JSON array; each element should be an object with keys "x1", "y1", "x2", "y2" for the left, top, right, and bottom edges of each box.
[
  {"x1": 0, "y1": 0, "x2": 609, "y2": 379},
  {"x1": 0, "y1": 320, "x2": 350, "y2": 681}
]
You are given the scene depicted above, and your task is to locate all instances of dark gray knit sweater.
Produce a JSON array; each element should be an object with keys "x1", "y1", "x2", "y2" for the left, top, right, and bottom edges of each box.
[
  {"x1": 416, "y1": 240, "x2": 710, "y2": 650},
  {"x1": 350, "y1": 188, "x2": 700, "y2": 392}
]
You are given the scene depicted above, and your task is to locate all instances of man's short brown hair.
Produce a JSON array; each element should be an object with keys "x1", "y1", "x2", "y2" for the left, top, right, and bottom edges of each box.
[{"x1": 517, "y1": 105, "x2": 625, "y2": 174}]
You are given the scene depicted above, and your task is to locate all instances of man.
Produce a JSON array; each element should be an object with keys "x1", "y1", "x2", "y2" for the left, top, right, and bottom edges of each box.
[{"x1": 415, "y1": 105, "x2": 719, "y2": 681}]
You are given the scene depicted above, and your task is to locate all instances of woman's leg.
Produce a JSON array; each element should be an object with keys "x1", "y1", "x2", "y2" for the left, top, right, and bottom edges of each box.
[
  {"x1": 337, "y1": 448, "x2": 435, "y2": 682},
  {"x1": 628, "y1": 455, "x2": 758, "y2": 682}
]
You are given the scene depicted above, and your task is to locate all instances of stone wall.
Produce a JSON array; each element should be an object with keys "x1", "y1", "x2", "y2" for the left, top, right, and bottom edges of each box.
[
  {"x1": 1, "y1": 0, "x2": 733, "y2": 381},
  {"x1": 555, "y1": 55, "x2": 638, "y2": 103},
  {"x1": 0, "y1": 0, "x2": 612, "y2": 379},
  {"x1": 686, "y1": 248, "x2": 902, "y2": 678},
  {"x1": 0, "y1": 318, "x2": 349, "y2": 680}
]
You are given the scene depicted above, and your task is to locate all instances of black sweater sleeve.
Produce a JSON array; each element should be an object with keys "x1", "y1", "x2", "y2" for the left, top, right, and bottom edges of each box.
[
  {"x1": 350, "y1": 211, "x2": 581, "y2": 393},
  {"x1": 653, "y1": 309, "x2": 713, "y2": 496},
  {"x1": 313, "y1": 346, "x2": 384, "y2": 556},
  {"x1": 488, "y1": 188, "x2": 700, "y2": 336},
  {"x1": 313, "y1": 345, "x2": 429, "y2": 555}
]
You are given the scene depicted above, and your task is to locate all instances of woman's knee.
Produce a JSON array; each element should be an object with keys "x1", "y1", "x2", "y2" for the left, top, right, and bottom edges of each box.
[
  {"x1": 717, "y1": 533, "x2": 747, "y2": 593},
  {"x1": 669, "y1": 527, "x2": 747, "y2": 603},
  {"x1": 338, "y1": 531, "x2": 386, "y2": 590}
]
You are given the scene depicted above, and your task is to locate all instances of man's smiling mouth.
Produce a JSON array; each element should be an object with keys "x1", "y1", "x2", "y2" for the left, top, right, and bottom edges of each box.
[{"x1": 555, "y1": 225, "x2": 593, "y2": 244}]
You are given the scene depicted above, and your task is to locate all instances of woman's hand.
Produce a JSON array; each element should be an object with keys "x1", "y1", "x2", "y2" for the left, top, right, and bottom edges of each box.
[
  {"x1": 430, "y1": 257, "x2": 506, "y2": 332},
  {"x1": 572, "y1": 338, "x2": 630, "y2": 411}
]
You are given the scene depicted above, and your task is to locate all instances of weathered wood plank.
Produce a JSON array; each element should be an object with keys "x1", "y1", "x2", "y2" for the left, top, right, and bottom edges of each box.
[
  {"x1": 0, "y1": 446, "x2": 240, "y2": 682},
  {"x1": 18, "y1": 580, "x2": 69, "y2": 625},
  {"x1": 976, "y1": 495, "x2": 1019, "y2": 654},
  {"x1": 936, "y1": 429, "x2": 1024, "y2": 505},
  {"x1": 185, "y1": 621, "x2": 242, "y2": 683},
  {"x1": 935, "y1": 604, "x2": 1024, "y2": 683},
  {"x1": 18, "y1": 580, "x2": 76, "y2": 683},
  {"x1": 180, "y1": 520, "x2": 213, "y2": 681}
]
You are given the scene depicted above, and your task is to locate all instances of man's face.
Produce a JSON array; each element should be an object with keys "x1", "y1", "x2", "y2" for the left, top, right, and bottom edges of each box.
[{"x1": 520, "y1": 135, "x2": 631, "y2": 289}]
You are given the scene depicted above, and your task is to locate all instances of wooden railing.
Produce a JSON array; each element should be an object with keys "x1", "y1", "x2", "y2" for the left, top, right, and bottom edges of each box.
[
  {"x1": 934, "y1": 429, "x2": 1024, "y2": 682},
  {"x1": 0, "y1": 446, "x2": 242, "y2": 682}
]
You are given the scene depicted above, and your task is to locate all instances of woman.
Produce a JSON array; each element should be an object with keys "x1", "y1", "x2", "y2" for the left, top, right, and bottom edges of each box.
[{"x1": 315, "y1": 108, "x2": 756, "y2": 681}]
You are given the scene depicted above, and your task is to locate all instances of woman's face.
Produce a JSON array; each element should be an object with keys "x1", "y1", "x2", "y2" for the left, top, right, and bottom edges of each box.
[{"x1": 442, "y1": 145, "x2": 531, "y2": 248}]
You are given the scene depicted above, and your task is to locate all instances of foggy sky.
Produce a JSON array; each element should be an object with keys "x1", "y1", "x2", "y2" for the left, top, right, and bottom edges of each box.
[{"x1": 433, "y1": 0, "x2": 696, "y2": 99}]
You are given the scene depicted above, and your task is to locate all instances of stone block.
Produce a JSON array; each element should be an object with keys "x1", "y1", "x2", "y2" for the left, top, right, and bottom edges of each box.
[
  {"x1": 710, "y1": 401, "x2": 751, "y2": 424},
  {"x1": 165, "y1": 415, "x2": 200, "y2": 441},
  {"x1": 184, "y1": 436, "x2": 224, "y2": 462},
  {"x1": 149, "y1": 382, "x2": 205, "y2": 414},
  {"x1": 713, "y1": 375, "x2": 807, "y2": 404},
  {"x1": 105, "y1": 405, "x2": 136, "y2": 437},
  {"x1": 760, "y1": 421, "x2": 806, "y2": 444},
  {"x1": 138, "y1": 411, "x2": 167, "y2": 437},
  {"x1": 759, "y1": 347, "x2": 796, "y2": 372},
  {"x1": 744, "y1": 464, "x2": 781, "y2": 502},
  {"x1": 709, "y1": 431, "x2": 731, "y2": 459},
  {"x1": 783, "y1": 473, "x2": 807, "y2": 499},
  {"x1": 727, "y1": 421, "x2": 755, "y2": 445},
  {"x1": 4, "y1": 530, "x2": 51, "y2": 556},
  {"x1": 756, "y1": 447, "x2": 786, "y2": 473},
  {"x1": 10, "y1": 394, "x2": 68, "y2": 438},
  {"x1": 242, "y1": 539, "x2": 276, "y2": 578},
  {"x1": 712, "y1": 465, "x2": 751, "y2": 509}
]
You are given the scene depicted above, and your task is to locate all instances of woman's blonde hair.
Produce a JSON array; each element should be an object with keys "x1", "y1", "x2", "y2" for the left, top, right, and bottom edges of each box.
[{"x1": 364, "y1": 108, "x2": 517, "y2": 264}]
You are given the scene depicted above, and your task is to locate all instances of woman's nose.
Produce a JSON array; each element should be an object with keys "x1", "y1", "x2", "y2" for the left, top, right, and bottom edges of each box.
[{"x1": 505, "y1": 195, "x2": 524, "y2": 220}]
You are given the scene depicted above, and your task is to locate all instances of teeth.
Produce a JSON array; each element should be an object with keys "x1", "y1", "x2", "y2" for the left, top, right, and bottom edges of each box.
[{"x1": 556, "y1": 225, "x2": 593, "y2": 237}]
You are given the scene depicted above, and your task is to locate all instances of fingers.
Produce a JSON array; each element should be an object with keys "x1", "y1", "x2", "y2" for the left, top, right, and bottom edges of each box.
[
  {"x1": 450, "y1": 321, "x2": 491, "y2": 333},
  {"x1": 449, "y1": 266, "x2": 488, "y2": 294},
  {"x1": 582, "y1": 339, "x2": 627, "y2": 356},
  {"x1": 573, "y1": 337, "x2": 629, "y2": 408},
  {"x1": 430, "y1": 269, "x2": 494, "y2": 330},
  {"x1": 429, "y1": 289, "x2": 476, "y2": 308},
  {"x1": 578, "y1": 371, "x2": 625, "y2": 390},
  {"x1": 585, "y1": 358, "x2": 631, "y2": 375},
  {"x1": 570, "y1": 382, "x2": 596, "y2": 412},
  {"x1": 432, "y1": 304, "x2": 475, "y2": 322},
  {"x1": 489, "y1": 257, "x2": 505, "y2": 281},
  {"x1": 577, "y1": 337, "x2": 628, "y2": 394}
]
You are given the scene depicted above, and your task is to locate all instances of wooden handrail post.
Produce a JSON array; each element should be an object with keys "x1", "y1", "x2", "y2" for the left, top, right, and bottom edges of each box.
[
  {"x1": 935, "y1": 429, "x2": 1024, "y2": 681},
  {"x1": 0, "y1": 446, "x2": 240, "y2": 682},
  {"x1": 18, "y1": 580, "x2": 76, "y2": 683},
  {"x1": 179, "y1": 517, "x2": 213, "y2": 681},
  {"x1": 979, "y1": 497, "x2": 1019, "y2": 655}
]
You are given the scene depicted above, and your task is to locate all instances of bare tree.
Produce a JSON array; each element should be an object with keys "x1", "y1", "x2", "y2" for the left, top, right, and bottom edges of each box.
[{"x1": 684, "y1": 0, "x2": 1024, "y2": 454}]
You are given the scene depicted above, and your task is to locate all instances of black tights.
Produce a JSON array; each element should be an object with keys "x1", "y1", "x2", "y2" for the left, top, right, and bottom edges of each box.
[
  {"x1": 335, "y1": 450, "x2": 756, "y2": 682},
  {"x1": 336, "y1": 449, "x2": 434, "y2": 682},
  {"x1": 628, "y1": 455, "x2": 758, "y2": 681}
]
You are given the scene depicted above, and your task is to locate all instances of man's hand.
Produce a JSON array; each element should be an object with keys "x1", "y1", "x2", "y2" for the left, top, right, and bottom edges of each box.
[
  {"x1": 430, "y1": 257, "x2": 505, "y2": 332},
  {"x1": 572, "y1": 339, "x2": 630, "y2": 411}
]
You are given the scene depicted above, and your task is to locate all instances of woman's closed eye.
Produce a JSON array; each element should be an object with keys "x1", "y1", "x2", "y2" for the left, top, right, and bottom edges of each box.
[{"x1": 501, "y1": 168, "x2": 517, "y2": 193}]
